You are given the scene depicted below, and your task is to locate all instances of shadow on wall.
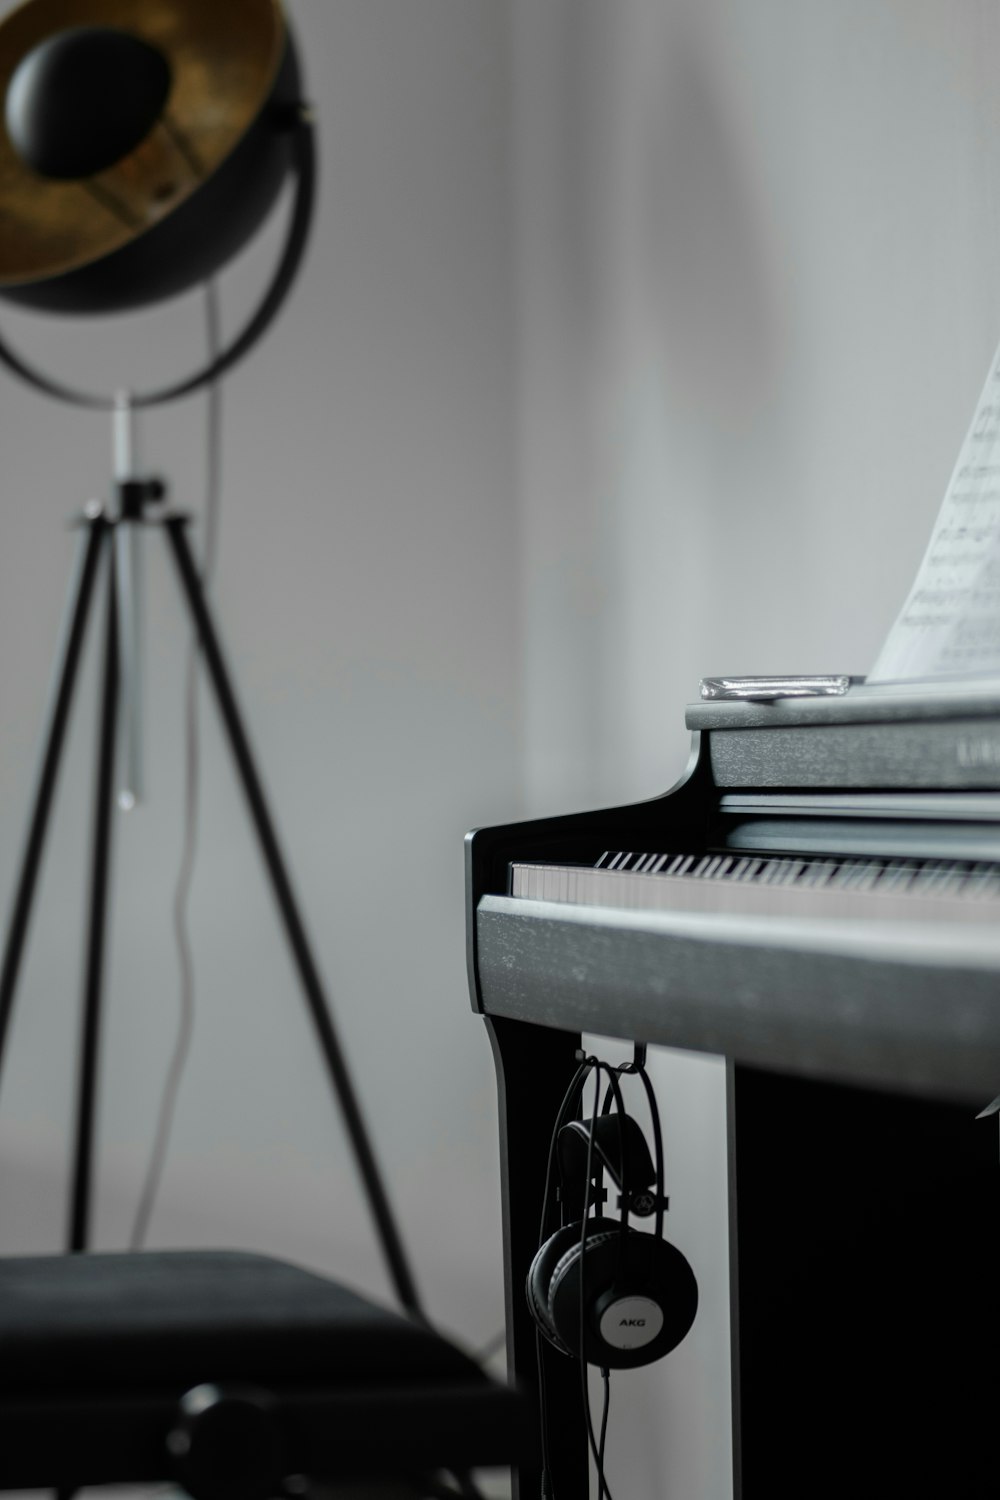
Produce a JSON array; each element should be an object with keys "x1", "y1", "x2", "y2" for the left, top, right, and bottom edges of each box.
[{"x1": 637, "y1": 7, "x2": 783, "y2": 428}]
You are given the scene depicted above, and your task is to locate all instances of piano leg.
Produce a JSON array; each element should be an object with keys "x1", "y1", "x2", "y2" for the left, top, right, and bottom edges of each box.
[
  {"x1": 485, "y1": 1015, "x2": 589, "y2": 1500},
  {"x1": 729, "y1": 1063, "x2": 1000, "y2": 1499}
]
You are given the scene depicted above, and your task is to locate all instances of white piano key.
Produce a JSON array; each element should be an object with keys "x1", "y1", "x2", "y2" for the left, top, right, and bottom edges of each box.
[{"x1": 510, "y1": 851, "x2": 1000, "y2": 926}]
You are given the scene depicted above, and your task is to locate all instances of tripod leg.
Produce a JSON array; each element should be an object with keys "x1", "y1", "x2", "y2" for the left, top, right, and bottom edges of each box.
[
  {"x1": 68, "y1": 540, "x2": 119, "y2": 1252},
  {"x1": 0, "y1": 516, "x2": 107, "y2": 1086},
  {"x1": 161, "y1": 518, "x2": 422, "y2": 1316}
]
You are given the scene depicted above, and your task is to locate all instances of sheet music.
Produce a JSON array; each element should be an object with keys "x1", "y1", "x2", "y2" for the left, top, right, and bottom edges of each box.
[{"x1": 868, "y1": 339, "x2": 1000, "y2": 683}]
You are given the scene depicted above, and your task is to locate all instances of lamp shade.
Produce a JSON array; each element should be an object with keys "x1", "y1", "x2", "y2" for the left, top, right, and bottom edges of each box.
[{"x1": 0, "y1": 0, "x2": 301, "y2": 314}]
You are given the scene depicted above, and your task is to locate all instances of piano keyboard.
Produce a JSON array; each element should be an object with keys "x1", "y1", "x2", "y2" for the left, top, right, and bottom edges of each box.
[{"x1": 510, "y1": 851, "x2": 1000, "y2": 926}]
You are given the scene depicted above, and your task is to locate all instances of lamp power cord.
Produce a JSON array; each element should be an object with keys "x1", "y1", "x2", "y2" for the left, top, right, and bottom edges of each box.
[{"x1": 129, "y1": 279, "x2": 222, "y2": 1251}]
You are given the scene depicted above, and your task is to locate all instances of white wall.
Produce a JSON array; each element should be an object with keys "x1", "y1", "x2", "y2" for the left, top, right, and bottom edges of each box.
[
  {"x1": 512, "y1": 1, "x2": 1000, "y2": 1495},
  {"x1": 0, "y1": 0, "x2": 518, "y2": 1375},
  {"x1": 3, "y1": 4, "x2": 1000, "y2": 1499}
]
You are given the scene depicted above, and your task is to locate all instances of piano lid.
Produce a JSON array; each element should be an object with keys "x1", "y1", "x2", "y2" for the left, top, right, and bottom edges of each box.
[{"x1": 686, "y1": 677, "x2": 1000, "y2": 791}]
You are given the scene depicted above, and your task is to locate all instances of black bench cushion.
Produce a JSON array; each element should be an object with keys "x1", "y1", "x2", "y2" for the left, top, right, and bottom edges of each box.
[{"x1": 0, "y1": 1250, "x2": 483, "y2": 1394}]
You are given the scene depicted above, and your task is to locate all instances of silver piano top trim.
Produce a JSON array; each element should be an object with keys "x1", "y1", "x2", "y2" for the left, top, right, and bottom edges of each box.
[{"x1": 700, "y1": 675, "x2": 851, "y2": 702}]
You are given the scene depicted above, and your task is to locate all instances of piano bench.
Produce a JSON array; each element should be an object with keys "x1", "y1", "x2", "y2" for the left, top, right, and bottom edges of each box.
[{"x1": 0, "y1": 1249, "x2": 528, "y2": 1496}]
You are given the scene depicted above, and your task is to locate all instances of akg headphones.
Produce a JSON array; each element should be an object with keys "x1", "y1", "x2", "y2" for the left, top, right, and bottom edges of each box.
[{"x1": 526, "y1": 1055, "x2": 698, "y2": 1371}]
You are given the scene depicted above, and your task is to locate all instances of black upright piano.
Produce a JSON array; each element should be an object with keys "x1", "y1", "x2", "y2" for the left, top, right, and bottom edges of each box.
[{"x1": 466, "y1": 679, "x2": 1000, "y2": 1499}]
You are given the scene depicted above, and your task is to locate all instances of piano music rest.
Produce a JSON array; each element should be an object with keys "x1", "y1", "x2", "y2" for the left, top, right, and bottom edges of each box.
[{"x1": 466, "y1": 679, "x2": 1000, "y2": 1499}]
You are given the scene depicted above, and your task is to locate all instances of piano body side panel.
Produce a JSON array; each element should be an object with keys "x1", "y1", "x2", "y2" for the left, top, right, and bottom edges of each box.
[
  {"x1": 725, "y1": 1063, "x2": 744, "y2": 1500},
  {"x1": 729, "y1": 1064, "x2": 1000, "y2": 1498},
  {"x1": 483, "y1": 1016, "x2": 586, "y2": 1500}
]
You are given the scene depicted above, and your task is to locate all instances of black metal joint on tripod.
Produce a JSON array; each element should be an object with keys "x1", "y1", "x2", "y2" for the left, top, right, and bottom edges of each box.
[
  {"x1": 115, "y1": 477, "x2": 167, "y2": 519},
  {"x1": 271, "y1": 99, "x2": 315, "y2": 132}
]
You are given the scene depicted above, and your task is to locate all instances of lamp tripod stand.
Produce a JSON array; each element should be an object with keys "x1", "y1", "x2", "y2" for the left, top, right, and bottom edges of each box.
[{"x1": 0, "y1": 477, "x2": 421, "y2": 1317}]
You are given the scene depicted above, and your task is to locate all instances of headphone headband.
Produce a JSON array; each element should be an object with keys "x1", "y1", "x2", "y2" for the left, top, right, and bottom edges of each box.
[{"x1": 558, "y1": 1114, "x2": 658, "y2": 1217}]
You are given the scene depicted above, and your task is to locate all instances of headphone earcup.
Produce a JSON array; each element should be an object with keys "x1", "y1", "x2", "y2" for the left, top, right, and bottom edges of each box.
[
  {"x1": 547, "y1": 1222, "x2": 698, "y2": 1370},
  {"x1": 526, "y1": 1223, "x2": 583, "y2": 1353}
]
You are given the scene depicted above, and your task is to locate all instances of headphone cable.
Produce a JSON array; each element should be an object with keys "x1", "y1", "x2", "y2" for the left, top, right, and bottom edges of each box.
[
  {"x1": 579, "y1": 1062, "x2": 618, "y2": 1500},
  {"x1": 632, "y1": 1060, "x2": 666, "y2": 1244},
  {"x1": 598, "y1": 1367, "x2": 611, "y2": 1495}
]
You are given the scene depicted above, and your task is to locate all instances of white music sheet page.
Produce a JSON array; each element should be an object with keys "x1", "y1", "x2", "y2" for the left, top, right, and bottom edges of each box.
[{"x1": 868, "y1": 339, "x2": 1000, "y2": 683}]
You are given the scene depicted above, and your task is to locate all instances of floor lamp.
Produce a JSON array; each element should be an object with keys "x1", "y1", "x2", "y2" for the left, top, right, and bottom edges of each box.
[{"x1": 0, "y1": 0, "x2": 421, "y2": 1317}]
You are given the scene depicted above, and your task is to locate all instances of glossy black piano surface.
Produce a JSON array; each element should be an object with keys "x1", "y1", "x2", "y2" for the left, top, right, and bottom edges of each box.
[{"x1": 467, "y1": 680, "x2": 1000, "y2": 1498}]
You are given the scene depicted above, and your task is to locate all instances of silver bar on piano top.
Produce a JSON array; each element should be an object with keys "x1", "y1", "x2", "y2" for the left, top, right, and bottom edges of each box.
[
  {"x1": 510, "y1": 853, "x2": 1000, "y2": 925},
  {"x1": 700, "y1": 675, "x2": 851, "y2": 701},
  {"x1": 475, "y1": 895, "x2": 1000, "y2": 1101}
]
